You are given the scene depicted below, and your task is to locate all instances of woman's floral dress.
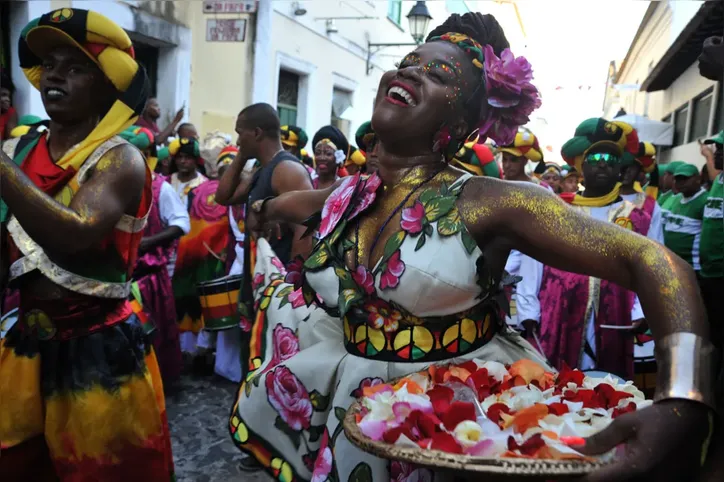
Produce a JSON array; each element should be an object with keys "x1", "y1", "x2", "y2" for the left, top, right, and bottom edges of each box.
[{"x1": 229, "y1": 172, "x2": 549, "y2": 482}]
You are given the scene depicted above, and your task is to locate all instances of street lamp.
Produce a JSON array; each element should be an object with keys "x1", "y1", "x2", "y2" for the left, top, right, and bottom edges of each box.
[
  {"x1": 366, "y1": 1, "x2": 433, "y2": 75},
  {"x1": 406, "y1": 1, "x2": 433, "y2": 44}
]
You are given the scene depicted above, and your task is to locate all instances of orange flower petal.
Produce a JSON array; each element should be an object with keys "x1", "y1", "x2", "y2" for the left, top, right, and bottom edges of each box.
[
  {"x1": 393, "y1": 379, "x2": 424, "y2": 395},
  {"x1": 448, "y1": 366, "x2": 472, "y2": 382},
  {"x1": 508, "y1": 403, "x2": 549, "y2": 433},
  {"x1": 362, "y1": 383, "x2": 392, "y2": 397},
  {"x1": 509, "y1": 359, "x2": 547, "y2": 385}
]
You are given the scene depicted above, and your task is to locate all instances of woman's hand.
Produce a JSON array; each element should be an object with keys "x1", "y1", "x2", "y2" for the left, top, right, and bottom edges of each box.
[{"x1": 579, "y1": 400, "x2": 712, "y2": 481}]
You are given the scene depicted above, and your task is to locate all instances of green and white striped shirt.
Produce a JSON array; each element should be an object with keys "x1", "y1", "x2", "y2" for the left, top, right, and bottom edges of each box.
[
  {"x1": 663, "y1": 189, "x2": 708, "y2": 271},
  {"x1": 701, "y1": 173, "x2": 724, "y2": 278}
]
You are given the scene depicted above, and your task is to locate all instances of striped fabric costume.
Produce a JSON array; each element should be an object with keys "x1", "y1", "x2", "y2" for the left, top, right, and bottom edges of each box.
[{"x1": 0, "y1": 9, "x2": 173, "y2": 481}]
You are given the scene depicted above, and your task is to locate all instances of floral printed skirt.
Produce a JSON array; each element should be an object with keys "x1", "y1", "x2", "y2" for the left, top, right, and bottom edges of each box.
[{"x1": 229, "y1": 239, "x2": 549, "y2": 482}]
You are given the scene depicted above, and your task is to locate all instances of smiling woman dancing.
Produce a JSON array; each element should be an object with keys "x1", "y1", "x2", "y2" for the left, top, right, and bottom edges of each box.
[{"x1": 227, "y1": 13, "x2": 716, "y2": 482}]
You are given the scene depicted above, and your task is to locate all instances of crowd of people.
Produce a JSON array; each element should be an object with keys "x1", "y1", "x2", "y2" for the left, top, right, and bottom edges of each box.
[{"x1": 1, "y1": 6, "x2": 723, "y2": 482}]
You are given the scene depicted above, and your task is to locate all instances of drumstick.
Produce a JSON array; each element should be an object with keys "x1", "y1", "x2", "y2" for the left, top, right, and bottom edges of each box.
[
  {"x1": 532, "y1": 332, "x2": 552, "y2": 366},
  {"x1": 203, "y1": 241, "x2": 224, "y2": 262},
  {"x1": 599, "y1": 324, "x2": 636, "y2": 330}
]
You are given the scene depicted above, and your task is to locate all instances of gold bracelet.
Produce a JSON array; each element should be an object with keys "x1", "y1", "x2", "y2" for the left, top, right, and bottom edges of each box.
[{"x1": 654, "y1": 332, "x2": 717, "y2": 412}]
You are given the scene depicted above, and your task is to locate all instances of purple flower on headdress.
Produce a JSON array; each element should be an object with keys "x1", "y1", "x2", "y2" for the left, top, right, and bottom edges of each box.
[{"x1": 477, "y1": 45, "x2": 541, "y2": 146}]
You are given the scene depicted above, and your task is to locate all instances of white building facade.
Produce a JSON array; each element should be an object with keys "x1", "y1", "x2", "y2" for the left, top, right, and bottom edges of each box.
[
  {"x1": 2, "y1": 0, "x2": 526, "y2": 146},
  {"x1": 603, "y1": 0, "x2": 723, "y2": 167}
]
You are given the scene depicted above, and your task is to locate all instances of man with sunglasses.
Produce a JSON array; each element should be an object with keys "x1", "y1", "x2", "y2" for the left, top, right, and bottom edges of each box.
[{"x1": 516, "y1": 119, "x2": 656, "y2": 379}]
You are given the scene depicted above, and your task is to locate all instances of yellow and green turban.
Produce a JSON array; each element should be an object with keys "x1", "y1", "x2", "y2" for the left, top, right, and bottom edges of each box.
[
  {"x1": 9, "y1": 114, "x2": 45, "y2": 138},
  {"x1": 345, "y1": 146, "x2": 366, "y2": 167},
  {"x1": 119, "y1": 125, "x2": 157, "y2": 170},
  {"x1": 498, "y1": 131, "x2": 544, "y2": 163},
  {"x1": 355, "y1": 121, "x2": 376, "y2": 155},
  {"x1": 119, "y1": 126, "x2": 155, "y2": 151},
  {"x1": 19, "y1": 8, "x2": 148, "y2": 173},
  {"x1": 561, "y1": 118, "x2": 632, "y2": 171},
  {"x1": 281, "y1": 125, "x2": 308, "y2": 149},
  {"x1": 169, "y1": 137, "x2": 201, "y2": 162}
]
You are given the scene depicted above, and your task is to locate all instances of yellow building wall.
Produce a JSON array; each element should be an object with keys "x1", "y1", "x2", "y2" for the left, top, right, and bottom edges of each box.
[{"x1": 181, "y1": 3, "x2": 254, "y2": 138}]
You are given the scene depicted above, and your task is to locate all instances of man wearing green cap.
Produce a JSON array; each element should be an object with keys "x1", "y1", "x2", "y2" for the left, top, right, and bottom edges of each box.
[
  {"x1": 658, "y1": 161, "x2": 685, "y2": 206},
  {"x1": 700, "y1": 131, "x2": 724, "y2": 361},
  {"x1": 662, "y1": 164, "x2": 708, "y2": 273}
]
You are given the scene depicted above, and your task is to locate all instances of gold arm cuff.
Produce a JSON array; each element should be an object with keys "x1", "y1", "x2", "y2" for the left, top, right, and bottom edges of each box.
[{"x1": 654, "y1": 332, "x2": 717, "y2": 412}]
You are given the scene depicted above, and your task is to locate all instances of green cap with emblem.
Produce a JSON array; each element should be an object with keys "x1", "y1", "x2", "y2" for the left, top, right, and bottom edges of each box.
[
  {"x1": 673, "y1": 163, "x2": 699, "y2": 178},
  {"x1": 664, "y1": 161, "x2": 685, "y2": 174}
]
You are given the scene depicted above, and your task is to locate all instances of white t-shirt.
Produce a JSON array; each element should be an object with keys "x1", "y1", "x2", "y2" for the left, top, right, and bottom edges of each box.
[{"x1": 159, "y1": 180, "x2": 191, "y2": 235}]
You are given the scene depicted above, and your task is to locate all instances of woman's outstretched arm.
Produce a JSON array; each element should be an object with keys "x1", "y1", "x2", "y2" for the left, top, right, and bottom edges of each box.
[
  {"x1": 459, "y1": 177, "x2": 706, "y2": 340},
  {"x1": 254, "y1": 179, "x2": 345, "y2": 225}
]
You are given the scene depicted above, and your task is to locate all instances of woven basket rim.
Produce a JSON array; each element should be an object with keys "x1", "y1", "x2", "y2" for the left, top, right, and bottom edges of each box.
[{"x1": 343, "y1": 401, "x2": 611, "y2": 476}]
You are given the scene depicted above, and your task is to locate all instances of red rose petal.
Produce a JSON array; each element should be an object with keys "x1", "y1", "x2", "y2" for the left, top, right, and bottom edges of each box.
[
  {"x1": 442, "y1": 401, "x2": 477, "y2": 431},
  {"x1": 430, "y1": 432, "x2": 464, "y2": 454},
  {"x1": 417, "y1": 438, "x2": 432, "y2": 449},
  {"x1": 469, "y1": 368, "x2": 493, "y2": 390},
  {"x1": 556, "y1": 362, "x2": 585, "y2": 388},
  {"x1": 563, "y1": 389, "x2": 604, "y2": 409},
  {"x1": 428, "y1": 385, "x2": 454, "y2": 417},
  {"x1": 408, "y1": 410, "x2": 440, "y2": 438},
  {"x1": 382, "y1": 426, "x2": 409, "y2": 444},
  {"x1": 548, "y1": 402, "x2": 570, "y2": 416},
  {"x1": 508, "y1": 433, "x2": 546, "y2": 456},
  {"x1": 487, "y1": 403, "x2": 513, "y2": 425},
  {"x1": 458, "y1": 360, "x2": 480, "y2": 374},
  {"x1": 612, "y1": 401, "x2": 637, "y2": 418},
  {"x1": 433, "y1": 367, "x2": 449, "y2": 384}
]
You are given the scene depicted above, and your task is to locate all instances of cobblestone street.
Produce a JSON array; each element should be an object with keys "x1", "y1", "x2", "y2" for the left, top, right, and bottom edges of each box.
[{"x1": 166, "y1": 373, "x2": 272, "y2": 482}]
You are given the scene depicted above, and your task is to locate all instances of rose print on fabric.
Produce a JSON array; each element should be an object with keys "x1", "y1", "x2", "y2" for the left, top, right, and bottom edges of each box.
[{"x1": 265, "y1": 365, "x2": 313, "y2": 431}]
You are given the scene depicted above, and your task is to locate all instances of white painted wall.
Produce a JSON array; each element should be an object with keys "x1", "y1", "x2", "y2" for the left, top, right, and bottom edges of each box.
[
  {"x1": 603, "y1": 1, "x2": 716, "y2": 168},
  {"x1": 9, "y1": 0, "x2": 52, "y2": 119},
  {"x1": 252, "y1": 0, "x2": 525, "y2": 146}
]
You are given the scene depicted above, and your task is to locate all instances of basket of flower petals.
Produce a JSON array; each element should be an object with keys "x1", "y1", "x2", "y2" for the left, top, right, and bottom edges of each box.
[{"x1": 343, "y1": 359, "x2": 651, "y2": 477}]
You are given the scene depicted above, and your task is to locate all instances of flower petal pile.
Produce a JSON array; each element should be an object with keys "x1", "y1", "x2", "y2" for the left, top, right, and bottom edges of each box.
[{"x1": 356, "y1": 360, "x2": 650, "y2": 460}]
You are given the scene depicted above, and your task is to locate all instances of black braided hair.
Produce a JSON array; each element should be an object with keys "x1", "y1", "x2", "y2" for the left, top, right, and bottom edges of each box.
[
  {"x1": 426, "y1": 12, "x2": 510, "y2": 56},
  {"x1": 426, "y1": 13, "x2": 510, "y2": 136}
]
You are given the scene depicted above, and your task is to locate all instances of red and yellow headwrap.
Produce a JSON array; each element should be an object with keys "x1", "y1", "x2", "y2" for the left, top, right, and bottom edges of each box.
[
  {"x1": 635, "y1": 141, "x2": 656, "y2": 173},
  {"x1": 18, "y1": 8, "x2": 148, "y2": 173},
  {"x1": 498, "y1": 131, "x2": 544, "y2": 163},
  {"x1": 217, "y1": 145, "x2": 239, "y2": 168},
  {"x1": 345, "y1": 146, "x2": 366, "y2": 167}
]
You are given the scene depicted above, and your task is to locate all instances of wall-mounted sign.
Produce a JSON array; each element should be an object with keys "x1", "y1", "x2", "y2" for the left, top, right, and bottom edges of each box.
[
  {"x1": 203, "y1": 1, "x2": 257, "y2": 14},
  {"x1": 206, "y1": 19, "x2": 247, "y2": 42}
]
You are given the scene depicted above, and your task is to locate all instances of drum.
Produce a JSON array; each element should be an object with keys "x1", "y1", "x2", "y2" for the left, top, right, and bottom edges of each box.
[
  {"x1": 633, "y1": 332, "x2": 657, "y2": 398},
  {"x1": 197, "y1": 275, "x2": 243, "y2": 331}
]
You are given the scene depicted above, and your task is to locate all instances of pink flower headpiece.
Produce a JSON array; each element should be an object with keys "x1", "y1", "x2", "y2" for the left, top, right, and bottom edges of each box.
[
  {"x1": 431, "y1": 33, "x2": 542, "y2": 146},
  {"x1": 477, "y1": 45, "x2": 542, "y2": 146}
]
